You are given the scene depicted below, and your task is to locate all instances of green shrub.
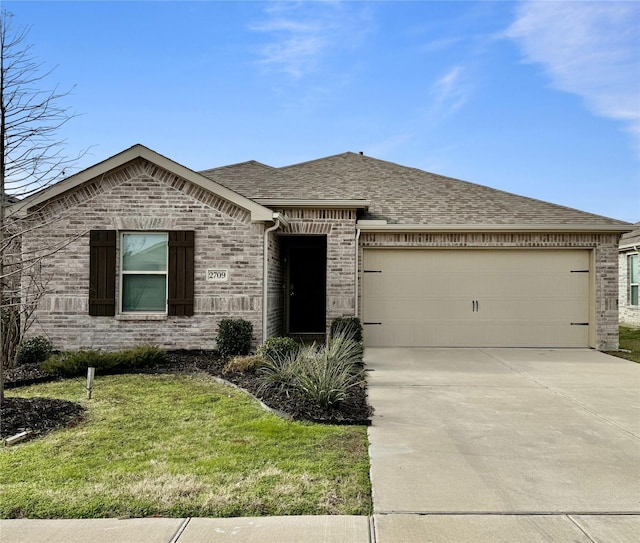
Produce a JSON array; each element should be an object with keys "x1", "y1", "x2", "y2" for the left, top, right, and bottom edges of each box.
[
  {"x1": 257, "y1": 338, "x2": 364, "y2": 409},
  {"x1": 296, "y1": 352, "x2": 360, "y2": 408},
  {"x1": 257, "y1": 345, "x2": 312, "y2": 395},
  {"x1": 324, "y1": 332, "x2": 364, "y2": 366},
  {"x1": 257, "y1": 336, "x2": 299, "y2": 361},
  {"x1": 216, "y1": 318, "x2": 253, "y2": 358},
  {"x1": 224, "y1": 354, "x2": 265, "y2": 374},
  {"x1": 330, "y1": 317, "x2": 363, "y2": 344},
  {"x1": 16, "y1": 336, "x2": 54, "y2": 365},
  {"x1": 41, "y1": 345, "x2": 165, "y2": 377},
  {"x1": 122, "y1": 345, "x2": 165, "y2": 368},
  {"x1": 42, "y1": 350, "x2": 105, "y2": 377}
]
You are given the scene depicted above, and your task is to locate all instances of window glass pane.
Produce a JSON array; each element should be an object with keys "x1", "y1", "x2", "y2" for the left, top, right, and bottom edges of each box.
[
  {"x1": 631, "y1": 285, "x2": 639, "y2": 307},
  {"x1": 629, "y1": 254, "x2": 638, "y2": 284},
  {"x1": 122, "y1": 275, "x2": 166, "y2": 312},
  {"x1": 122, "y1": 234, "x2": 168, "y2": 271}
]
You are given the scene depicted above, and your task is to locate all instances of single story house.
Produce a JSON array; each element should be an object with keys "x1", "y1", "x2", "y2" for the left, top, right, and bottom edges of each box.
[
  {"x1": 619, "y1": 227, "x2": 640, "y2": 327},
  {"x1": 8, "y1": 144, "x2": 632, "y2": 351}
]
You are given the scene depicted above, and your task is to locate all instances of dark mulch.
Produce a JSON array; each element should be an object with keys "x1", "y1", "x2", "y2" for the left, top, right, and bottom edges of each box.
[
  {"x1": 1, "y1": 397, "x2": 86, "y2": 440},
  {"x1": 1, "y1": 350, "x2": 372, "y2": 441}
]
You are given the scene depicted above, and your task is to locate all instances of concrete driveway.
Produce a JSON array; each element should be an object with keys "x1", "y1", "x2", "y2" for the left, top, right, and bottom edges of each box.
[{"x1": 366, "y1": 348, "x2": 640, "y2": 542}]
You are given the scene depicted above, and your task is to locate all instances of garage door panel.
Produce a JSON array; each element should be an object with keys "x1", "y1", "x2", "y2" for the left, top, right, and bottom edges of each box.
[
  {"x1": 478, "y1": 298, "x2": 589, "y2": 321},
  {"x1": 362, "y1": 249, "x2": 591, "y2": 348}
]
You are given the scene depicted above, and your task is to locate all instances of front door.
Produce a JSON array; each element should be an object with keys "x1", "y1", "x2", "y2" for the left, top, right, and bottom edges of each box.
[{"x1": 286, "y1": 238, "x2": 326, "y2": 334}]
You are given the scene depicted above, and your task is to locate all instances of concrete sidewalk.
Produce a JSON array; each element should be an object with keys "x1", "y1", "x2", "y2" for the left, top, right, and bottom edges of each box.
[
  {"x1": 2, "y1": 513, "x2": 640, "y2": 542},
  {"x1": 0, "y1": 516, "x2": 372, "y2": 543},
  {"x1": 0, "y1": 514, "x2": 640, "y2": 543}
]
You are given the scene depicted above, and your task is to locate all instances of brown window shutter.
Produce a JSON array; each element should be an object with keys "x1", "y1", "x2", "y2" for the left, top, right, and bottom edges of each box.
[
  {"x1": 89, "y1": 230, "x2": 116, "y2": 316},
  {"x1": 168, "y1": 231, "x2": 195, "y2": 316}
]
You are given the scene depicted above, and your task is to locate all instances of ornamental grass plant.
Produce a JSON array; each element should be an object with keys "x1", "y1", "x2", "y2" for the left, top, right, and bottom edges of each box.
[{"x1": 257, "y1": 330, "x2": 364, "y2": 408}]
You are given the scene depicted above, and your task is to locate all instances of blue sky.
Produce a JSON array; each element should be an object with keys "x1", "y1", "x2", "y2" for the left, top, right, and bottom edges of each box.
[{"x1": 4, "y1": 0, "x2": 639, "y2": 222}]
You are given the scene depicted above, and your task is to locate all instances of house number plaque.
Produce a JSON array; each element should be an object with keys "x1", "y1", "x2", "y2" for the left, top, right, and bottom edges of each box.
[{"x1": 206, "y1": 269, "x2": 229, "y2": 282}]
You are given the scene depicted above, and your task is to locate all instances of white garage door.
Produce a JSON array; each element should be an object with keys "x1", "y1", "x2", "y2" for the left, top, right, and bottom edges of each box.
[{"x1": 362, "y1": 249, "x2": 591, "y2": 348}]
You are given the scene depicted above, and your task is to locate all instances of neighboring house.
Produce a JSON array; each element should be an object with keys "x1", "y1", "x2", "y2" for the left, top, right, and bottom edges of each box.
[
  {"x1": 8, "y1": 144, "x2": 632, "y2": 352},
  {"x1": 619, "y1": 227, "x2": 640, "y2": 327}
]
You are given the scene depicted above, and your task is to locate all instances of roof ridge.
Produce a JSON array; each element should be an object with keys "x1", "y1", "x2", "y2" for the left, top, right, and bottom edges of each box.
[
  {"x1": 200, "y1": 160, "x2": 275, "y2": 175},
  {"x1": 279, "y1": 151, "x2": 358, "y2": 170}
]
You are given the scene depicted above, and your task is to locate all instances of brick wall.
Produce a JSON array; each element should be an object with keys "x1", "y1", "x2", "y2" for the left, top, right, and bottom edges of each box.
[
  {"x1": 359, "y1": 231, "x2": 621, "y2": 350},
  {"x1": 23, "y1": 158, "x2": 266, "y2": 351},
  {"x1": 277, "y1": 208, "x2": 358, "y2": 333},
  {"x1": 22, "y1": 159, "x2": 622, "y2": 352},
  {"x1": 619, "y1": 250, "x2": 640, "y2": 327},
  {"x1": 266, "y1": 229, "x2": 284, "y2": 337}
]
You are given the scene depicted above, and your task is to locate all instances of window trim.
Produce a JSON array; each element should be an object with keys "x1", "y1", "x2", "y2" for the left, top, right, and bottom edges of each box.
[
  {"x1": 89, "y1": 229, "x2": 194, "y2": 318},
  {"x1": 119, "y1": 231, "x2": 169, "y2": 314},
  {"x1": 629, "y1": 253, "x2": 639, "y2": 307}
]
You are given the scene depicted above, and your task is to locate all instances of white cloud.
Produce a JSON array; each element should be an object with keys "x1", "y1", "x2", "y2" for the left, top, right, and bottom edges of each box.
[
  {"x1": 506, "y1": 1, "x2": 640, "y2": 147},
  {"x1": 429, "y1": 65, "x2": 471, "y2": 119},
  {"x1": 251, "y1": 1, "x2": 373, "y2": 78}
]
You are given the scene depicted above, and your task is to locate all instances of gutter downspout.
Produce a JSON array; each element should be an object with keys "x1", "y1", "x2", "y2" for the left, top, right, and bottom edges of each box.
[
  {"x1": 354, "y1": 226, "x2": 361, "y2": 317},
  {"x1": 263, "y1": 215, "x2": 282, "y2": 343}
]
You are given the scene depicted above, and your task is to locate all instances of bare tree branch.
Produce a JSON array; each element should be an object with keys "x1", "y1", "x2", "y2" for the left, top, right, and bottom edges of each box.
[{"x1": 1, "y1": 9, "x2": 87, "y2": 403}]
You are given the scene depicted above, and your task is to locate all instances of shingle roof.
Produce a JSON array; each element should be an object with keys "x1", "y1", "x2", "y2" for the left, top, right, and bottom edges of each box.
[
  {"x1": 201, "y1": 152, "x2": 628, "y2": 226},
  {"x1": 621, "y1": 226, "x2": 640, "y2": 247}
]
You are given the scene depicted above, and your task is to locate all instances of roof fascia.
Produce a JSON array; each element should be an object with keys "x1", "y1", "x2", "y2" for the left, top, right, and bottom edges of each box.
[
  {"x1": 356, "y1": 223, "x2": 634, "y2": 234},
  {"x1": 255, "y1": 198, "x2": 370, "y2": 210},
  {"x1": 619, "y1": 241, "x2": 640, "y2": 251},
  {"x1": 8, "y1": 144, "x2": 275, "y2": 223}
]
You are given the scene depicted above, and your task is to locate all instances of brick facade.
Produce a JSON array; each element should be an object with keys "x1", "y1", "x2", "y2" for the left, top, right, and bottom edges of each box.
[
  {"x1": 23, "y1": 158, "x2": 266, "y2": 351},
  {"x1": 619, "y1": 250, "x2": 640, "y2": 327},
  {"x1": 266, "y1": 229, "x2": 284, "y2": 337},
  {"x1": 18, "y1": 150, "x2": 623, "y2": 352}
]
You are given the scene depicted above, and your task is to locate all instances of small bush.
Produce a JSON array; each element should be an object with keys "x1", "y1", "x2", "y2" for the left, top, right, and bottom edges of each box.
[
  {"x1": 41, "y1": 345, "x2": 165, "y2": 377},
  {"x1": 216, "y1": 318, "x2": 253, "y2": 358},
  {"x1": 330, "y1": 317, "x2": 363, "y2": 344},
  {"x1": 224, "y1": 354, "x2": 265, "y2": 374},
  {"x1": 257, "y1": 339, "x2": 364, "y2": 408},
  {"x1": 122, "y1": 345, "x2": 165, "y2": 368},
  {"x1": 296, "y1": 352, "x2": 360, "y2": 408},
  {"x1": 257, "y1": 346, "x2": 312, "y2": 395},
  {"x1": 42, "y1": 350, "x2": 105, "y2": 377},
  {"x1": 257, "y1": 336, "x2": 299, "y2": 361},
  {"x1": 16, "y1": 336, "x2": 54, "y2": 365}
]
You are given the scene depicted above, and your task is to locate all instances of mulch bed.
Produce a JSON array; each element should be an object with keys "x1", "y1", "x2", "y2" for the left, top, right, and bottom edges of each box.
[
  {"x1": 1, "y1": 397, "x2": 86, "y2": 440},
  {"x1": 1, "y1": 350, "x2": 372, "y2": 441}
]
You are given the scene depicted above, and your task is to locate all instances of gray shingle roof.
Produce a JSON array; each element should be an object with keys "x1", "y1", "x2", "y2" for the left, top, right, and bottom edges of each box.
[
  {"x1": 201, "y1": 152, "x2": 628, "y2": 226},
  {"x1": 621, "y1": 226, "x2": 640, "y2": 246}
]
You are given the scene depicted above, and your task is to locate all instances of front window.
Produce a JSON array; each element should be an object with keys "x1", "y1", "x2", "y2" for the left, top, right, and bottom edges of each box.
[
  {"x1": 629, "y1": 254, "x2": 639, "y2": 306},
  {"x1": 121, "y1": 233, "x2": 168, "y2": 312}
]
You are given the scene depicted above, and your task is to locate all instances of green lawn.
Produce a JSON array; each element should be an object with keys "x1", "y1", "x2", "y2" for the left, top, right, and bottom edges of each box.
[
  {"x1": 615, "y1": 326, "x2": 640, "y2": 363},
  {"x1": 0, "y1": 373, "x2": 371, "y2": 519}
]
